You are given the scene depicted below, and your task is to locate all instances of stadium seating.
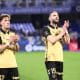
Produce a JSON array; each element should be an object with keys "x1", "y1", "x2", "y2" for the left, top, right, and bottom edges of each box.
[
  {"x1": 0, "y1": 0, "x2": 74, "y2": 8},
  {"x1": 10, "y1": 23, "x2": 45, "y2": 51},
  {"x1": 11, "y1": 23, "x2": 36, "y2": 34}
]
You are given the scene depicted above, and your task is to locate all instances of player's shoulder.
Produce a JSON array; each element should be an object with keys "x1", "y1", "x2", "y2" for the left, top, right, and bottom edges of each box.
[
  {"x1": 42, "y1": 25, "x2": 50, "y2": 31},
  {"x1": 41, "y1": 25, "x2": 51, "y2": 37}
]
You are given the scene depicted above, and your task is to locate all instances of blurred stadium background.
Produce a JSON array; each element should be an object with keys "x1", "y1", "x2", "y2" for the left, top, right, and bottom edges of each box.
[{"x1": 0, "y1": 0, "x2": 80, "y2": 80}]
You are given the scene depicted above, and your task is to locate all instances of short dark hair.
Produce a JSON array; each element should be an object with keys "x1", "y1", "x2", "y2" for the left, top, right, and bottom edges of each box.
[{"x1": 0, "y1": 14, "x2": 11, "y2": 22}]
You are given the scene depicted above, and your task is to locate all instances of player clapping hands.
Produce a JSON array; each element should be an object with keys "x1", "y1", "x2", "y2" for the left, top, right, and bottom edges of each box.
[{"x1": 8, "y1": 34, "x2": 20, "y2": 51}]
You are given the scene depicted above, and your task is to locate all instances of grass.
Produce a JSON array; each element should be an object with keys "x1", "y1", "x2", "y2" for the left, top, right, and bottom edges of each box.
[{"x1": 16, "y1": 51, "x2": 80, "y2": 80}]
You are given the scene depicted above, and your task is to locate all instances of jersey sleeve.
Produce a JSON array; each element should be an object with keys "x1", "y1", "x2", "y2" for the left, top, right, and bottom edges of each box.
[
  {"x1": 0, "y1": 36, "x2": 2, "y2": 44},
  {"x1": 42, "y1": 26, "x2": 51, "y2": 38}
]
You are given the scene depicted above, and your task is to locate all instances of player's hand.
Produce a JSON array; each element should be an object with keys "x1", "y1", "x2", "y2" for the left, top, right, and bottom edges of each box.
[
  {"x1": 62, "y1": 20, "x2": 69, "y2": 34},
  {"x1": 9, "y1": 34, "x2": 20, "y2": 44},
  {"x1": 63, "y1": 20, "x2": 69, "y2": 29}
]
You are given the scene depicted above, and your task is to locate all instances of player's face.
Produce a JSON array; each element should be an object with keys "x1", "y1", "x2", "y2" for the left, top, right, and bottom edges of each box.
[
  {"x1": 49, "y1": 12, "x2": 59, "y2": 23},
  {"x1": 0, "y1": 17, "x2": 10, "y2": 29}
]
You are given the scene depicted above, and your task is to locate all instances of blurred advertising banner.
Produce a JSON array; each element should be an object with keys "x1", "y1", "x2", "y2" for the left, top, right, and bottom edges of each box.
[{"x1": 0, "y1": 6, "x2": 71, "y2": 14}]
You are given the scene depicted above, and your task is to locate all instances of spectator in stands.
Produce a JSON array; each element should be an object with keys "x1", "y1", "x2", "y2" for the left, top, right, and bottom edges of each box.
[
  {"x1": 69, "y1": 32, "x2": 78, "y2": 51},
  {"x1": 13, "y1": 0, "x2": 26, "y2": 8},
  {"x1": 28, "y1": 0, "x2": 35, "y2": 7},
  {"x1": 19, "y1": 0, "x2": 26, "y2": 7},
  {"x1": 77, "y1": 36, "x2": 80, "y2": 50},
  {"x1": 0, "y1": 0, "x2": 6, "y2": 8}
]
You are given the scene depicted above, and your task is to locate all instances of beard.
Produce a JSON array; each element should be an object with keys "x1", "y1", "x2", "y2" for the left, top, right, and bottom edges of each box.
[
  {"x1": 52, "y1": 20, "x2": 60, "y2": 27},
  {"x1": 52, "y1": 20, "x2": 59, "y2": 24}
]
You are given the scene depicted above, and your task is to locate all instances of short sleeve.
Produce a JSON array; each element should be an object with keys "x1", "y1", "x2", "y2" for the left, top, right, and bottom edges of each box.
[
  {"x1": 0, "y1": 36, "x2": 2, "y2": 44},
  {"x1": 42, "y1": 26, "x2": 51, "y2": 38}
]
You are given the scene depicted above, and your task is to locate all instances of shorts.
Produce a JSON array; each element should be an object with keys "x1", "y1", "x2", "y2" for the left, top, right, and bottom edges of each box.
[
  {"x1": 0, "y1": 67, "x2": 20, "y2": 80},
  {"x1": 45, "y1": 61, "x2": 63, "y2": 80}
]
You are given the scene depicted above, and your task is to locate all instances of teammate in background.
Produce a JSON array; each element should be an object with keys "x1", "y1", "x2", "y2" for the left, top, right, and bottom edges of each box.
[
  {"x1": 42, "y1": 11, "x2": 70, "y2": 80},
  {"x1": 0, "y1": 14, "x2": 20, "y2": 80}
]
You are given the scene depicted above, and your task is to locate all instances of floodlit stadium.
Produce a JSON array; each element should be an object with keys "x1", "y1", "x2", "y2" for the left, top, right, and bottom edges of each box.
[{"x1": 0, "y1": 0, "x2": 80, "y2": 80}]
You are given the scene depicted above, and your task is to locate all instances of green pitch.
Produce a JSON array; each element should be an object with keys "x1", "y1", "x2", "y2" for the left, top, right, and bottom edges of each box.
[{"x1": 16, "y1": 51, "x2": 80, "y2": 80}]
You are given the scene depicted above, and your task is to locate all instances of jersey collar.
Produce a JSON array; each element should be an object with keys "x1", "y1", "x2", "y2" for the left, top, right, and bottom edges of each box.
[
  {"x1": 0, "y1": 28, "x2": 10, "y2": 34},
  {"x1": 49, "y1": 24, "x2": 58, "y2": 29}
]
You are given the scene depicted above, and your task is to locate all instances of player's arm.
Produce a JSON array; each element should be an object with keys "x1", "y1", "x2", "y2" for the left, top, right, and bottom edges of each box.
[
  {"x1": 63, "y1": 30, "x2": 70, "y2": 44},
  {"x1": 8, "y1": 34, "x2": 20, "y2": 51},
  {"x1": 47, "y1": 29, "x2": 65, "y2": 44},
  {"x1": 8, "y1": 43, "x2": 20, "y2": 51},
  {"x1": 0, "y1": 44, "x2": 9, "y2": 53},
  {"x1": 0, "y1": 37, "x2": 9, "y2": 53},
  {"x1": 47, "y1": 20, "x2": 69, "y2": 44},
  {"x1": 42, "y1": 26, "x2": 65, "y2": 44},
  {"x1": 62, "y1": 20, "x2": 70, "y2": 44}
]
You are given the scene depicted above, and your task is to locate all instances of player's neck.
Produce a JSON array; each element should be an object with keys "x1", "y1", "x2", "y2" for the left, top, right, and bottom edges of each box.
[
  {"x1": 2, "y1": 27, "x2": 9, "y2": 33},
  {"x1": 50, "y1": 22, "x2": 58, "y2": 28}
]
